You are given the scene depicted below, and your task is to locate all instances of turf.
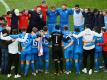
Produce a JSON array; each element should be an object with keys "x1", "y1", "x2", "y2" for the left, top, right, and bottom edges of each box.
[{"x1": 0, "y1": 0, "x2": 107, "y2": 80}]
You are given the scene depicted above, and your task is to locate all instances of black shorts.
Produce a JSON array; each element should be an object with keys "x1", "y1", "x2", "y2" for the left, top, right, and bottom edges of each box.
[{"x1": 52, "y1": 46, "x2": 63, "y2": 60}]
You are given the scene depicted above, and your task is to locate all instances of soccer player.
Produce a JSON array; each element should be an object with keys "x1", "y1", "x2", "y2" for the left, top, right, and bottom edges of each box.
[
  {"x1": 18, "y1": 10, "x2": 29, "y2": 31},
  {"x1": 30, "y1": 27, "x2": 43, "y2": 74},
  {"x1": 1, "y1": 29, "x2": 21, "y2": 78},
  {"x1": 39, "y1": 1, "x2": 48, "y2": 25},
  {"x1": 72, "y1": 4, "x2": 84, "y2": 31},
  {"x1": 98, "y1": 28, "x2": 107, "y2": 72},
  {"x1": 63, "y1": 26, "x2": 74, "y2": 75},
  {"x1": 51, "y1": 25, "x2": 64, "y2": 74},
  {"x1": 11, "y1": 9, "x2": 19, "y2": 31},
  {"x1": 57, "y1": 4, "x2": 72, "y2": 31},
  {"x1": 73, "y1": 28, "x2": 83, "y2": 74},
  {"x1": 104, "y1": 11, "x2": 107, "y2": 30},
  {"x1": 5, "y1": 11, "x2": 12, "y2": 27},
  {"x1": 73, "y1": 24, "x2": 102, "y2": 75},
  {"x1": 47, "y1": 6, "x2": 58, "y2": 33},
  {"x1": 94, "y1": 35, "x2": 103, "y2": 72},
  {"x1": 42, "y1": 27, "x2": 51, "y2": 73}
]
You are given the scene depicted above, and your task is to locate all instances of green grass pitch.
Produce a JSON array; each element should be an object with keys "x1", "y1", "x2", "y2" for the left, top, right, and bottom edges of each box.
[{"x1": 0, "y1": 0, "x2": 107, "y2": 80}]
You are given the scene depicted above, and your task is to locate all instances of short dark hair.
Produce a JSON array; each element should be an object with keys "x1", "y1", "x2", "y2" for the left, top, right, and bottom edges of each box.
[
  {"x1": 55, "y1": 25, "x2": 60, "y2": 30},
  {"x1": 64, "y1": 25, "x2": 68, "y2": 31},
  {"x1": 51, "y1": 6, "x2": 56, "y2": 9},
  {"x1": 2, "y1": 29, "x2": 8, "y2": 34},
  {"x1": 75, "y1": 4, "x2": 79, "y2": 8},
  {"x1": 85, "y1": 24, "x2": 90, "y2": 28},
  {"x1": 43, "y1": 26, "x2": 48, "y2": 31},
  {"x1": 21, "y1": 28, "x2": 27, "y2": 32},
  {"x1": 7, "y1": 11, "x2": 11, "y2": 15},
  {"x1": 74, "y1": 28, "x2": 80, "y2": 32},
  {"x1": 62, "y1": 4, "x2": 67, "y2": 6},
  {"x1": 11, "y1": 29, "x2": 18, "y2": 34},
  {"x1": 101, "y1": 27, "x2": 106, "y2": 32},
  {"x1": 32, "y1": 27, "x2": 38, "y2": 33}
]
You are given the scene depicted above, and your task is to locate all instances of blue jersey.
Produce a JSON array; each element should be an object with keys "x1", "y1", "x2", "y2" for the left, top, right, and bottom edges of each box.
[
  {"x1": 73, "y1": 31, "x2": 83, "y2": 54},
  {"x1": 47, "y1": 10, "x2": 58, "y2": 24},
  {"x1": 30, "y1": 34, "x2": 39, "y2": 49},
  {"x1": 63, "y1": 31, "x2": 73, "y2": 50},
  {"x1": 42, "y1": 33, "x2": 51, "y2": 47},
  {"x1": 57, "y1": 8, "x2": 73, "y2": 24},
  {"x1": 95, "y1": 36, "x2": 103, "y2": 52},
  {"x1": 18, "y1": 33, "x2": 32, "y2": 50}
]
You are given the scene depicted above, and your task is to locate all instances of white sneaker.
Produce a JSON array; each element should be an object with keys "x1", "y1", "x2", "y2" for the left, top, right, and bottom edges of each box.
[
  {"x1": 36, "y1": 70, "x2": 38, "y2": 73},
  {"x1": 14, "y1": 74, "x2": 21, "y2": 78},
  {"x1": 45, "y1": 71, "x2": 49, "y2": 74},
  {"x1": 104, "y1": 69, "x2": 107, "y2": 72},
  {"x1": 65, "y1": 71, "x2": 69, "y2": 75},
  {"x1": 7, "y1": 74, "x2": 12, "y2": 78},
  {"x1": 100, "y1": 66, "x2": 104, "y2": 69},
  {"x1": 82, "y1": 68, "x2": 87, "y2": 73},
  {"x1": 11, "y1": 66, "x2": 15, "y2": 70},
  {"x1": 69, "y1": 71, "x2": 71, "y2": 74},
  {"x1": 17, "y1": 74, "x2": 21, "y2": 78},
  {"x1": 89, "y1": 69, "x2": 93, "y2": 75},
  {"x1": 32, "y1": 73, "x2": 36, "y2": 76},
  {"x1": 94, "y1": 70, "x2": 99, "y2": 73},
  {"x1": 14, "y1": 75, "x2": 18, "y2": 78}
]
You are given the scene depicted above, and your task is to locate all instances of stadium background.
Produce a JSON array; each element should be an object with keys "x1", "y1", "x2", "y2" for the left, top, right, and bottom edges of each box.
[{"x1": 0, "y1": 0, "x2": 107, "y2": 80}]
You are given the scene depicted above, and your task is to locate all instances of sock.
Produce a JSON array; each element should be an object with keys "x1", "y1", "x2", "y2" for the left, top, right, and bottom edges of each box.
[
  {"x1": 59, "y1": 59, "x2": 63, "y2": 72},
  {"x1": 45, "y1": 60, "x2": 49, "y2": 72},
  {"x1": 75, "y1": 61, "x2": 80, "y2": 74},
  {"x1": 79, "y1": 54, "x2": 83, "y2": 68},
  {"x1": 24, "y1": 64, "x2": 30, "y2": 76},
  {"x1": 54, "y1": 61, "x2": 58, "y2": 73},
  {"x1": 66, "y1": 61, "x2": 69, "y2": 72},
  {"x1": 69, "y1": 61, "x2": 72, "y2": 71},
  {"x1": 31, "y1": 63, "x2": 35, "y2": 73},
  {"x1": 39, "y1": 56, "x2": 43, "y2": 70},
  {"x1": 20, "y1": 64, "x2": 24, "y2": 73},
  {"x1": 35, "y1": 60, "x2": 39, "y2": 71}
]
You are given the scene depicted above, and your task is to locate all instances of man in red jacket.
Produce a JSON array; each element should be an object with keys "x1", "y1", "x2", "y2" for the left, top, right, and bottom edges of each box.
[
  {"x1": 98, "y1": 28, "x2": 107, "y2": 72},
  {"x1": 18, "y1": 10, "x2": 29, "y2": 31},
  {"x1": 5, "y1": 11, "x2": 12, "y2": 27},
  {"x1": 39, "y1": 1, "x2": 48, "y2": 25}
]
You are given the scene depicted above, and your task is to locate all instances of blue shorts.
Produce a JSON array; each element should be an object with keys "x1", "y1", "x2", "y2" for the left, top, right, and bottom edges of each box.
[
  {"x1": 64, "y1": 48, "x2": 73, "y2": 59},
  {"x1": 20, "y1": 54, "x2": 32, "y2": 61},
  {"x1": 73, "y1": 53, "x2": 79, "y2": 60},
  {"x1": 20, "y1": 48, "x2": 32, "y2": 60},
  {"x1": 31, "y1": 48, "x2": 38, "y2": 54},
  {"x1": 43, "y1": 47, "x2": 49, "y2": 61},
  {"x1": 47, "y1": 24, "x2": 56, "y2": 33}
]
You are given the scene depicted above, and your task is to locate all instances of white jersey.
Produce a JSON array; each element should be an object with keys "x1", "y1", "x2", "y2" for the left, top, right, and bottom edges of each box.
[
  {"x1": 8, "y1": 41, "x2": 19, "y2": 54},
  {"x1": 73, "y1": 10, "x2": 84, "y2": 26},
  {"x1": 73, "y1": 28, "x2": 102, "y2": 50}
]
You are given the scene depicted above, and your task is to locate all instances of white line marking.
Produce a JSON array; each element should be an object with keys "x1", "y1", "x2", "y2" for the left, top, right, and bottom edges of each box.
[{"x1": 0, "y1": 0, "x2": 10, "y2": 12}]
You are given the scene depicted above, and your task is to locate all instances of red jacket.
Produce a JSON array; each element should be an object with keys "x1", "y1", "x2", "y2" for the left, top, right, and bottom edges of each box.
[
  {"x1": 18, "y1": 14, "x2": 29, "y2": 30},
  {"x1": 40, "y1": 5, "x2": 48, "y2": 22},
  {"x1": 99, "y1": 32, "x2": 107, "y2": 51},
  {"x1": 5, "y1": 15, "x2": 11, "y2": 27}
]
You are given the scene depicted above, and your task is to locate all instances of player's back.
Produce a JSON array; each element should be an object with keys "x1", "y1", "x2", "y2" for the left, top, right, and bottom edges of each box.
[{"x1": 51, "y1": 30, "x2": 63, "y2": 47}]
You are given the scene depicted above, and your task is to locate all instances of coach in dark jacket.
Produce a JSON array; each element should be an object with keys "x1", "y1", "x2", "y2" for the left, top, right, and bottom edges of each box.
[
  {"x1": 11, "y1": 9, "x2": 19, "y2": 31},
  {"x1": 83, "y1": 8, "x2": 94, "y2": 30},
  {"x1": 0, "y1": 29, "x2": 12, "y2": 74},
  {"x1": 28, "y1": 8, "x2": 45, "y2": 32}
]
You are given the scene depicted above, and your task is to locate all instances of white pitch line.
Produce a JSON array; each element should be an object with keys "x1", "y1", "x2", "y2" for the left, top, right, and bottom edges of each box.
[{"x1": 0, "y1": 0, "x2": 10, "y2": 12}]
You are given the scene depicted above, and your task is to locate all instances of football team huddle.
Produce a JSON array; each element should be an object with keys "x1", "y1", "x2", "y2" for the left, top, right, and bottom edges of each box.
[{"x1": 0, "y1": 1, "x2": 107, "y2": 79}]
